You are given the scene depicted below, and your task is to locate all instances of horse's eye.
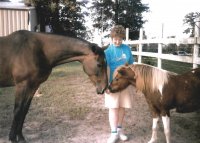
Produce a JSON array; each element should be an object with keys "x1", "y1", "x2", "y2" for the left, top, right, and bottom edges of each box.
[{"x1": 97, "y1": 63, "x2": 102, "y2": 68}]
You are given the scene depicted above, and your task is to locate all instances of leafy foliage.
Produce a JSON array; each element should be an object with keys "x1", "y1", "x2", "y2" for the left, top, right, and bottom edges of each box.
[
  {"x1": 33, "y1": 0, "x2": 89, "y2": 38},
  {"x1": 183, "y1": 12, "x2": 200, "y2": 37},
  {"x1": 90, "y1": 0, "x2": 149, "y2": 39}
]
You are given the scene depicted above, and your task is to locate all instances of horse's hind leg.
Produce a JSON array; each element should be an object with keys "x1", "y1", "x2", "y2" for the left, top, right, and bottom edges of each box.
[
  {"x1": 148, "y1": 117, "x2": 159, "y2": 143},
  {"x1": 9, "y1": 83, "x2": 36, "y2": 143}
]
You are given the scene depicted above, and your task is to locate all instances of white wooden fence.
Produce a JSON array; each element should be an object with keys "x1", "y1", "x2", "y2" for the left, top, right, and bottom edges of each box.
[{"x1": 125, "y1": 18, "x2": 200, "y2": 69}]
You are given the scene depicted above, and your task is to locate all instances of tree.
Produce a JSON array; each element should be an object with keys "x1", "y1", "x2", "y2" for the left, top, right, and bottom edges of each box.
[
  {"x1": 90, "y1": 0, "x2": 149, "y2": 40},
  {"x1": 183, "y1": 12, "x2": 200, "y2": 37},
  {"x1": 33, "y1": 0, "x2": 89, "y2": 38}
]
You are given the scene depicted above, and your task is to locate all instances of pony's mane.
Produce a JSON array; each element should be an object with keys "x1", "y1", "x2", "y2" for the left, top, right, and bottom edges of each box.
[{"x1": 129, "y1": 64, "x2": 176, "y2": 93}]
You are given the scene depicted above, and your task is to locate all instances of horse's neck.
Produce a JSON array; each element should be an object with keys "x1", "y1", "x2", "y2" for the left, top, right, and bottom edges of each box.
[{"x1": 40, "y1": 34, "x2": 92, "y2": 66}]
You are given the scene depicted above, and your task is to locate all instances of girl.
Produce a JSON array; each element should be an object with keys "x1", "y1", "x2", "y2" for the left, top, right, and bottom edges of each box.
[{"x1": 104, "y1": 25, "x2": 134, "y2": 143}]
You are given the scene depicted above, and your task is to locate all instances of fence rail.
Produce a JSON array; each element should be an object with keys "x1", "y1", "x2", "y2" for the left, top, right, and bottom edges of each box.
[{"x1": 125, "y1": 18, "x2": 200, "y2": 69}]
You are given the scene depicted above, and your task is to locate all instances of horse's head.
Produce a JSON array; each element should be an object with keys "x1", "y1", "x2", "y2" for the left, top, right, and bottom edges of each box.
[
  {"x1": 82, "y1": 44, "x2": 108, "y2": 94},
  {"x1": 108, "y1": 65, "x2": 136, "y2": 93}
]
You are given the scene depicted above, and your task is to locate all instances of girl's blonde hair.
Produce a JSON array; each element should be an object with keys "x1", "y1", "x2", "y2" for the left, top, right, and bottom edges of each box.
[{"x1": 110, "y1": 25, "x2": 126, "y2": 39}]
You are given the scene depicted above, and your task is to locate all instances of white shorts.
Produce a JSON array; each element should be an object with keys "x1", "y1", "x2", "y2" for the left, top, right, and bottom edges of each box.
[{"x1": 105, "y1": 85, "x2": 135, "y2": 108}]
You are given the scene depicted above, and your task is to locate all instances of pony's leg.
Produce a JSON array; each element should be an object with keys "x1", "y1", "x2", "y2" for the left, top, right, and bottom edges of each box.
[
  {"x1": 148, "y1": 117, "x2": 159, "y2": 143},
  {"x1": 162, "y1": 115, "x2": 171, "y2": 143}
]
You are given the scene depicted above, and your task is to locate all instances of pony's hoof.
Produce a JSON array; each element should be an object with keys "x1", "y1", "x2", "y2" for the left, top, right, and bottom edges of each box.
[
  {"x1": 148, "y1": 138, "x2": 157, "y2": 143},
  {"x1": 148, "y1": 140, "x2": 156, "y2": 143}
]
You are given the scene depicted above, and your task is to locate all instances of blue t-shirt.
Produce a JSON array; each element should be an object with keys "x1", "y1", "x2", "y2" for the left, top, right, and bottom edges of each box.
[{"x1": 105, "y1": 43, "x2": 134, "y2": 83}]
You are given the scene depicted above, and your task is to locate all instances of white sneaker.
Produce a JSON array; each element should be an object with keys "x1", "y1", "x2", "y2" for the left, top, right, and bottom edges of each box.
[
  {"x1": 117, "y1": 128, "x2": 128, "y2": 141},
  {"x1": 107, "y1": 133, "x2": 119, "y2": 143}
]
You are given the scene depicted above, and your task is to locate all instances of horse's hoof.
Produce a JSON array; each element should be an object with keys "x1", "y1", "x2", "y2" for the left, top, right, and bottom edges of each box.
[
  {"x1": 18, "y1": 137, "x2": 27, "y2": 143},
  {"x1": 18, "y1": 140, "x2": 27, "y2": 143},
  {"x1": 10, "y1": 138, "x2": 17, "y2": 143},
  {"x1": 10, "y1": 140, "x2": 17, "y2": 143},
  {"x1": 10, "y1": 139, "x2": 26, "y2": 143}
]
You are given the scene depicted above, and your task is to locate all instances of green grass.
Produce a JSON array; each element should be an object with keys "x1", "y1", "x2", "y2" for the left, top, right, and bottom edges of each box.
[
  {"x1": 142, "y1": 56, "x2": 195, "y2": 74},
  {"x1": 162, "y1": 60, "x2": 193, "y2": 74}
]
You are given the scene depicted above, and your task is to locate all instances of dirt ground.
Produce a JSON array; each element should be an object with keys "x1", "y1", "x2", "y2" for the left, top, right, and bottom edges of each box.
[{"x1": 1, "y1": 64, "x2": 200, "y2": 143}]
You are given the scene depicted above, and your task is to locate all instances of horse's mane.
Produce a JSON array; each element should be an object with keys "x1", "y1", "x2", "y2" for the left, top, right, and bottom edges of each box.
[
  {"x1": 129, "y1": 64, "x2": 176, "y2": 93},
  {"x1": 9, "y1": 30, "x2": 105, "y2": 56},
  {"x1": 89, "y1": 43, "x2": 105, "y2": 56}
]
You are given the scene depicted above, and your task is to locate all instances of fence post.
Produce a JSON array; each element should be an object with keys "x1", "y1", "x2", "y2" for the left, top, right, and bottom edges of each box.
[
  {"x1": 138, "y1": 29, "x2": 143, "y2": 63},
  {"x1": 193, "y1": 17, "x2": 200, "y2": 68},
  {"x1": 158, "y1": 43, "x2": 162, "y2": 69},
  {"x1": 126, "y1": 28, "x2": 129, "y2": 41}
]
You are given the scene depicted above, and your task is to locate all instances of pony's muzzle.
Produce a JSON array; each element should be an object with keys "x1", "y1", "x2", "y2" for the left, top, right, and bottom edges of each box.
[{"x1": 107, "y1": 84, "x2": 114, "y2": 92}]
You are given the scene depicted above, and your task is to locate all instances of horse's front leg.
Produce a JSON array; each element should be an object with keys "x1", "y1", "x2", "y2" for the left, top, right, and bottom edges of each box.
[
  {"x1": 148, "y1": 117, "x2": 159, "y2": 143},
  {"x1": 9, "y1": 83, "x2": 36, "y2": 143},
  {"x1": 9, "y1": 89, "x2": 24, "y2": 143},
  {"x1": 17, "y1": 93, "x2": 35, "y2": 143},
  {"x1": 162, "y1": 115, "x2": 171, "y2": 143}
]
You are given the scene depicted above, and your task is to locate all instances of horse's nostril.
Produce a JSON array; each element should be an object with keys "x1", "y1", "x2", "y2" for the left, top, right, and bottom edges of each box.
[
  {"x1": 96, "y1": 89, "x2": 104, "y2": 94},
  {"x1": 97, "y1": 91, "x2": 103, "y2": 94}
]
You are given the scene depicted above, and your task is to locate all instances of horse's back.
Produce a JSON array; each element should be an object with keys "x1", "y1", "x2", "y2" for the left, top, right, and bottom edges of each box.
[
  {"x1": 0, "y1": 30, "x2": 35, "y2": 51},
  {"x1": 0, "y1": 30, "x2": 49, "y2": 87}
]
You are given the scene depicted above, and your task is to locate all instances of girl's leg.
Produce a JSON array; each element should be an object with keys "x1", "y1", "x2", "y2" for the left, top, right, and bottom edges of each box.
[
  {"x1": 107, "y1": 108, "x2": 119, "y2": 143},
  {"x1": 118, "y1": 107, "x2": 125, "y2": 126},
  {"x1": 117, "y1": 107, "x2": 128, "y2": 141},
  {"x1": 109, "y1": 108, "x2": 118, "y2": 131}
]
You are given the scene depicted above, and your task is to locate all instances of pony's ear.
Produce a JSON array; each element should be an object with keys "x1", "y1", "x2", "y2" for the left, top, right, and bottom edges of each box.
[
  {"x1": 119, "y1": 67, "x2": 136, "y2": 79},
  {"x1": 118, "y1": 67, "x2": 128, "y2": 76},
  {"x1": 125, "y1": 63, "x2": 129, "y2": 66},
  {"x1": 128, "y1": 67, "x2": 136, "y2": 79}
]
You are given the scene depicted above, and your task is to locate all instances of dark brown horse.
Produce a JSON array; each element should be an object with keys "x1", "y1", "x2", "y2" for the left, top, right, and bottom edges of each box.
[
  {"x1": 108, "y1": 64, "x2": 200, "y2": 143},
  {"x1": 0, "y1": 30, "x2": 108, "y2": 143}
]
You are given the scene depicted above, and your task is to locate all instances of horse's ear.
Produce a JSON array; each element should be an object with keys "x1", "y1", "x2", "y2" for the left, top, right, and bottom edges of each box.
[
  {"x1": 102, "y1": 44, "x2": 109, "y2": 50},
  {"x1": 91, "y1": 44, "x2": 104, "y2": 55},
  {"x1": 91, "y1": 44, "x2": 98, "y2": 54}
]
